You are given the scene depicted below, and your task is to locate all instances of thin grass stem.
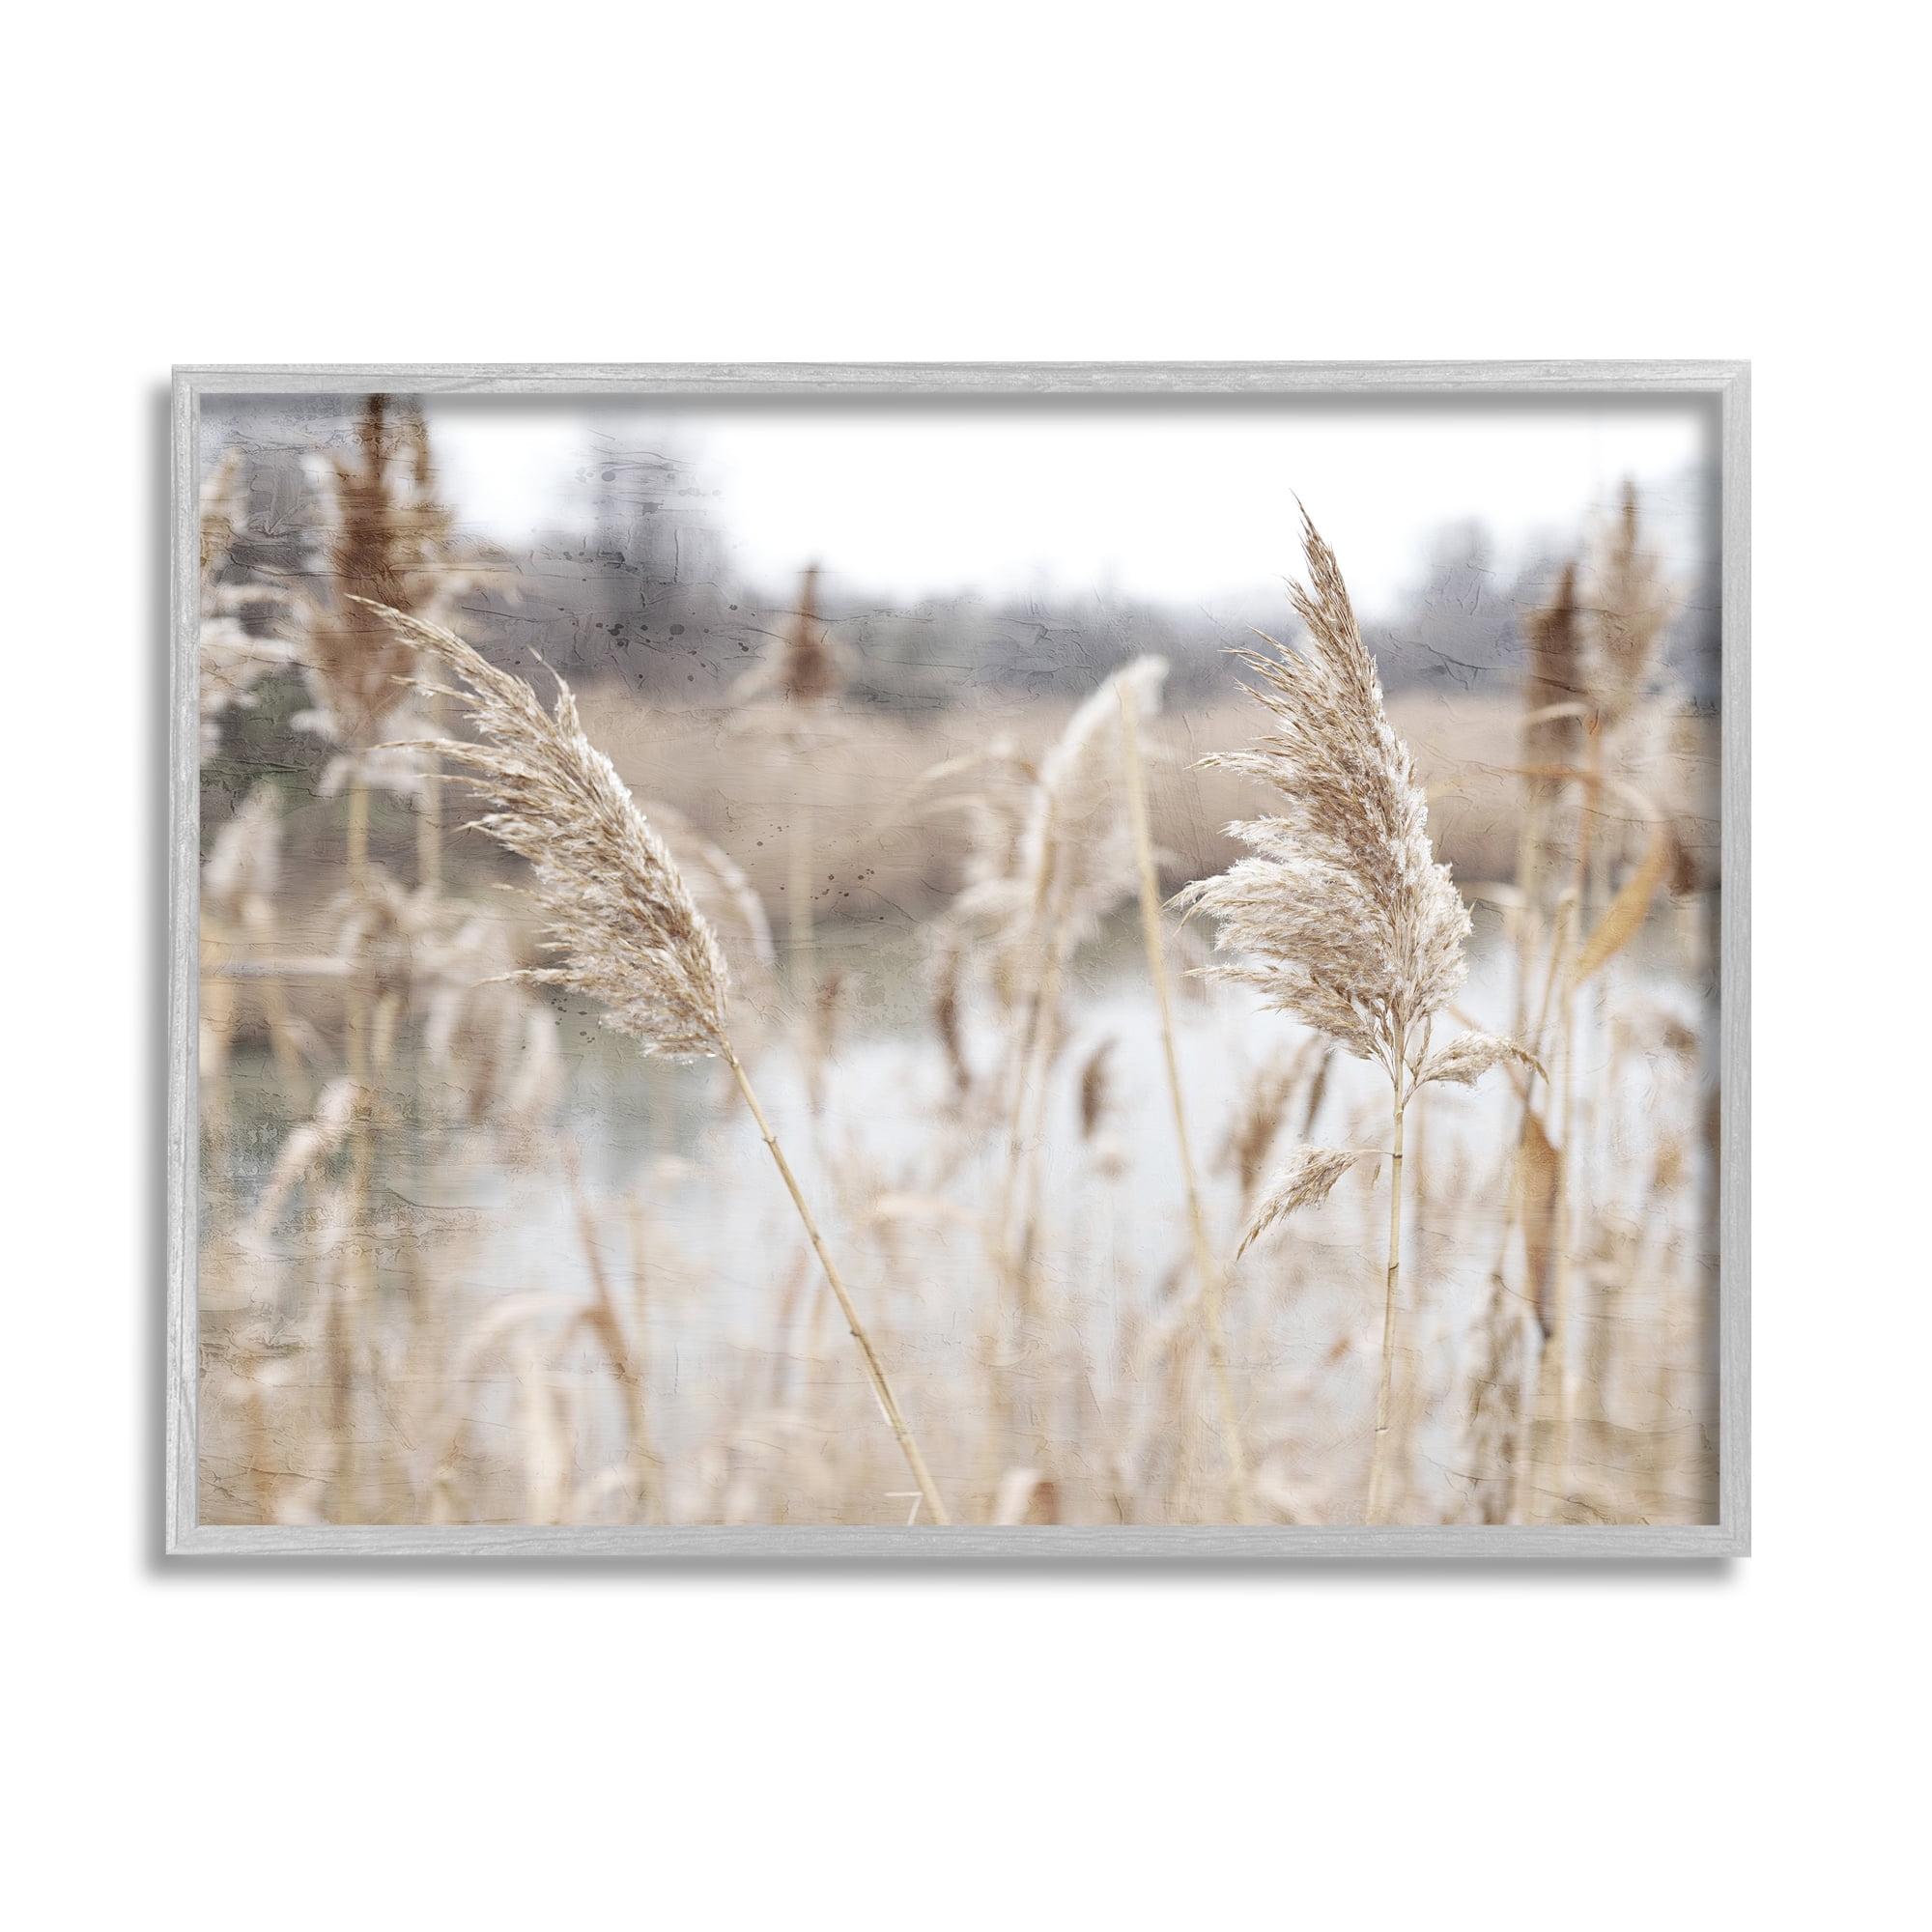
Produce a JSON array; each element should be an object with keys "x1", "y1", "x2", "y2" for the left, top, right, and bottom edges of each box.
[
  {"x1": 1117, "y1": 687, "x2": 1254, "y2": 1522},
  {"x1": 721, "y1": 1038, "x2": 951, "y2": 1526},
  {"x1": 1366, "y1": 1048, "x2": 1407, "y2": 1524}
]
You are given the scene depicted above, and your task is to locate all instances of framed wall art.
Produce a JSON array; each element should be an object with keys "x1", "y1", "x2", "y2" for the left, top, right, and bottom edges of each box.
[{"x1": 167, "y1": 362, "x2": 1749, "y2": 1557}]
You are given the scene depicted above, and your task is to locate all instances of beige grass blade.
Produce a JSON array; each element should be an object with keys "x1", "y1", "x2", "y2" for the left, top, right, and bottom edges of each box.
[
  {"x1": 1571, "y1": 821, "x2": 1676, "y2": 986},
  {"x1": 1516, "y1": 1109, "x2": 1561, "y2": 1336}
]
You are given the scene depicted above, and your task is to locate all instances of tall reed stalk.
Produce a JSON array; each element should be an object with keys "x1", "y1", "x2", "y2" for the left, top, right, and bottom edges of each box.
[
  {"x1": 372, "y1": 601, "x2": 951, "y2": 1525},
  {"x1": 565, "y1": 1149, "x2": 661, "y2": 1518},
  {"x1": 720, "y1": 1038, "x2": 947, "y2": 1520},
  {"x1": 417, "y1": 687, "x2": 443, "y2": 894},
  {"x1": 1526, "y1": 484, "x2": 1676, "y2": 1521},
  {"x1": 1116, "y1": 686, "x2": 1254, "y2": 1521},
  {"x1": 1366, "y1": 1044, "x2": 1409, "y2": 1522},
  {"x1": 304, "y1": 397, "x2": 423, "y2": 1518},
  {"x1": 1179, "y1": 511, "x2": 1534, "y2": 1524},
  {"x1": 334, "y1": 760, "x2": 376, "y2": 1522},
  {"x1": 1462, "y1": 564, "x2": 1585, "y2": 1520}
]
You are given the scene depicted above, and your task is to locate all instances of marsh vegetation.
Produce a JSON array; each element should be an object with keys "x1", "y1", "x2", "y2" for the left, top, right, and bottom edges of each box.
[{"x1": 196, "y1": 399, "x2": 1719, "y2": 1527}]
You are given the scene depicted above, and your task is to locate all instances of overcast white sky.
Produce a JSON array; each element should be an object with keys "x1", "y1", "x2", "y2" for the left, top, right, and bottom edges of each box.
[{"x1": 423, "y1": 398, "x2": 1714, "y2": 616}]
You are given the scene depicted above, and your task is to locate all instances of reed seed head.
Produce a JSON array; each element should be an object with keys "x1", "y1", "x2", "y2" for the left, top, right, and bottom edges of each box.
[
  {"x1": 1178, "y1": 511, "x2": 1470, "y2": 1081},
  {"x1": 368, "y1": 602, "x2": 732, "y2": 1059},
  {"x1": 1016, "y1": 654, "x2": 1168, "y2": 950},
  {"x1": 1237, "y1": 1144, "x2": 1378, "y2": 1258}
]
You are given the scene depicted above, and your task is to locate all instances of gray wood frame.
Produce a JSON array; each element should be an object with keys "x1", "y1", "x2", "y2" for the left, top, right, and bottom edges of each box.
[{"x1": 167, "y1": 361, "x2": 1749, "y2": 1560}]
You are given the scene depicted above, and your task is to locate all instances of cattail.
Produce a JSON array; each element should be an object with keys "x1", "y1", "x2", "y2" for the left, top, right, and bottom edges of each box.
[
  {"x1": 367, "y1": 600, "x2": 950, "y2": 1525},
  {"x1": 1179, "y1": 509, "x2": 1534, "y2": 1522}
]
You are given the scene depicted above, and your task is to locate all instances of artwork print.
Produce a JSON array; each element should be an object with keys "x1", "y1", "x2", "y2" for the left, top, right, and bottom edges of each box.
[{"x1": 187, "y1": 380, "x2": 1728, "y2": 1536}]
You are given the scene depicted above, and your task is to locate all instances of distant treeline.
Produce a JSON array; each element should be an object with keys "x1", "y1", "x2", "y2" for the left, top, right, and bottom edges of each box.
[{"x1": 212, "y1": 411, "x2": 1721, "y2": 723}]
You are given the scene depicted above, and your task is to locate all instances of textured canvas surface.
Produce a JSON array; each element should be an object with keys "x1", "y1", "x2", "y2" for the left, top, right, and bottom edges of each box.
[{"x1": 188, "y1": 385, "x2": 1725, "y2": 1534}]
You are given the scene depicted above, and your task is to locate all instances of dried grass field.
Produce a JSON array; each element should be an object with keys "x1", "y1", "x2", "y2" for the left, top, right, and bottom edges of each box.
[{"x1": 195, "y1": 400, "x2": 1721, "y2": 1529}]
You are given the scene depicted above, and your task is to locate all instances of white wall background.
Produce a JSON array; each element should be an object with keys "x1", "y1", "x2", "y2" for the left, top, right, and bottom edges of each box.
[{"x1": 6, "y1": 6, "x2": 1923, "y2": 1925}]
